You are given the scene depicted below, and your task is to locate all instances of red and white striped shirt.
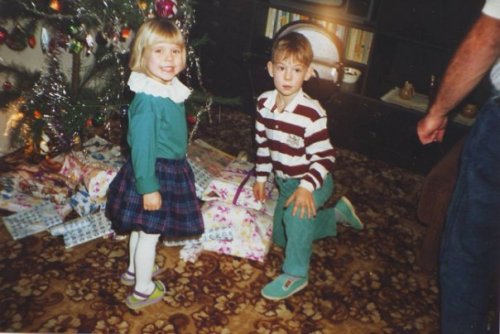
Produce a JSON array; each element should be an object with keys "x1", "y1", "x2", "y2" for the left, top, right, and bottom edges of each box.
[{"x1": 255, "y1": 89, "x2": 336, "y2": 192}]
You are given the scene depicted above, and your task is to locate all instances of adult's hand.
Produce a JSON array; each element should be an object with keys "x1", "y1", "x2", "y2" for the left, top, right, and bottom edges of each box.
[{"x1": 417, "y1": 113, "x2": 448, "y2": 144}]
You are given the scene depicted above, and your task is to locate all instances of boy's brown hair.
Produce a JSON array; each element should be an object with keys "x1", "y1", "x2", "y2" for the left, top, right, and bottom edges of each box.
[{"x1": 271, "y1": 32, "x2": 313, "y2": 66}]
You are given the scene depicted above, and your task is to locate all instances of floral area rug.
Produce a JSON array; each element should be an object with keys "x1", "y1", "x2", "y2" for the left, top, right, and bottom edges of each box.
[{"x1": 0, "y1": 109, "x2": 439, "y2": 333}]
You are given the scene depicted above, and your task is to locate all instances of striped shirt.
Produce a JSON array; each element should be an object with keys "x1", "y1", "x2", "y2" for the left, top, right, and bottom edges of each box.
[{"x1": 255, "y1": 89, "x2": 336, "y2": 192}]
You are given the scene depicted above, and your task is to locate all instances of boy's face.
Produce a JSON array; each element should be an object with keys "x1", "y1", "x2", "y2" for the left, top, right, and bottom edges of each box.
[{"x1": 267, "y1": 54, "x2": 313, "y2": 103}]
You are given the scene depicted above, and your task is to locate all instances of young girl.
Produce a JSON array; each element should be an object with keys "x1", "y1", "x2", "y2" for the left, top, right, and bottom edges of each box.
[{"x1": 105, "y1": 18, "x2": 204, "y2": 310}]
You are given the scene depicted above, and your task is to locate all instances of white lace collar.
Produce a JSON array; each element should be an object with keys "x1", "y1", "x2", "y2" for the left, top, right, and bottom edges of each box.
[{"x1": 127, "y1": 71, "x2": 191, "y2": 103}]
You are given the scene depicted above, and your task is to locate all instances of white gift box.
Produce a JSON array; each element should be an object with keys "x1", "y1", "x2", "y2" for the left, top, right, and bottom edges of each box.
[
  {"x1": 201, "y1": 160, "x2": 275, "y2": 212},
  {"x1": 3, "y1": 202, "x2": 64, "y2": 240},
  {"x1": 201, "y1": 199, "x2": 276, "y2": 262},
  {"x1": 61, "y1": 211, "x2": 113, "y2": 248}
]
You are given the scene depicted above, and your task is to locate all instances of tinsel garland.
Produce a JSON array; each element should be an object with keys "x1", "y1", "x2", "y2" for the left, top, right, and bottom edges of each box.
[{"x1": 1, "y1": 0, "x2": 216, "y2": 156}]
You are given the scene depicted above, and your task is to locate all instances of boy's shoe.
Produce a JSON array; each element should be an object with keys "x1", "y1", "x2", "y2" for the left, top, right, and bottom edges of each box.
[
  {"x1": 335, "y1": 196, "x2": 364, "y2": 230},
  {"x1": 125, "y1": 280, "x2": 165, "y2": 310},
  {"x1": 120, "y1": 264, "x2": 163, "y2": 286},
  {"x1": 261, "y1": 274, "x2": 308, "y2": 300}
]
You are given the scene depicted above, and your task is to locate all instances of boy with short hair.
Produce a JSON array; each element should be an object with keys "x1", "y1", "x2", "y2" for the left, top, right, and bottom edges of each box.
[{"x1": 253, "y1": 31, "x2": 363, "y2": 300}]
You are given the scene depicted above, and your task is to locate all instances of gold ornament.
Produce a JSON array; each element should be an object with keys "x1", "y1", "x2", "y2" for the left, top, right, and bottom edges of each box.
[{"x1": 138, "y1": 0, "x2": 148, "y2": 10}]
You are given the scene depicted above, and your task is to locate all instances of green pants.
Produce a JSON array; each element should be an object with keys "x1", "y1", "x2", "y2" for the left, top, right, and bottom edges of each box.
[{"x1": 273, "y1": 174, "x2": 337, "y2": 278}]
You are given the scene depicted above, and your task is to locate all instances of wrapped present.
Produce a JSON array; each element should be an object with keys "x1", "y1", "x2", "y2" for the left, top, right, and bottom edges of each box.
[
  {"x1": 49, "y1": 217, "x2": 92, "y2": 236},
  {"x1": 2, "y1": 202, "x2": 64, "y2": 240},
  {"x1": 0, "y1": 190, "x2": 72, "y2": 217},
  {"x1": 187, "y1": 139, "x2": 234, "y2": 198},
  {"x1": 61, "y1": 211, "x2": 113, "y2": 248},
  {"x1": 78, "y1": 136, "x2": 125, "y2": 170},
  {"x1": 201, "y1": 160, "x2": 275, "y2": 212},
  {"x1": 69, "y1": 187, "x2": 106, "y2": 217},
  {"x1": 59, "y1": 153, "x2": 86, "y2": 184},
  {"x1": 201, "y1": 199, "x2": 276, "y2": 262},
  {"x1": 59, "y1": 136, "x2": 124, "y2": 202},
  {"x1": 1, "y1": 163, "x2": 78, "y2": 205},
  {"x1": 82, "y1": 168, "x2": 117, "y2": 201}
]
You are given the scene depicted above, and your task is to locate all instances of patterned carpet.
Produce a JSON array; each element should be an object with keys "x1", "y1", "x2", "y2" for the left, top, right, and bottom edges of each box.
[{"x1": 0, "y1": 109, "x2": 440, "y2": 333}]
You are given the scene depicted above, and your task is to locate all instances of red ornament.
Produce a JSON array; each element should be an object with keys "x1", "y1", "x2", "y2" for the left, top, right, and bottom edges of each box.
[
  {"x1": 155, "y1": 0, "x2": 177, "y2": 18},
  {"x1": 120, "y1": 27, "x2": 131, "y2": 41},
  {"x1": 187, "y1": 115, "x2": 197, "y2": 124},
  {"x1": 2, "y1": 81, "x2": 12, "y2": 91},
  {"x1": 50, "y1": 0, "x2": 61, "y2": 12},
  {"x1": 28, "y1": 35, "x2": 36, "y2": 48},
  {"x1": 85, "y1": 118, "x2": 93, "y2": 127},
  {"x1": 33, "y1": 110, "x2": 42, "y2": 119},
  {"x1": 0, "y1": 27, "x2": 7, "y2": 44}
]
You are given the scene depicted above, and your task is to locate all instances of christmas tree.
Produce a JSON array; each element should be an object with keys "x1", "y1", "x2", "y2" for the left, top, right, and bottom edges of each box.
[{"x1": 0, "y1": 0, "x2": 234, "y2": 156}]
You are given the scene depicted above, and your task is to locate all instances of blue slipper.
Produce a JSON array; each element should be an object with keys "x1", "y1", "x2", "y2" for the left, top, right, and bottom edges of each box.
[
  {"x1": 261, "y1": 274, "x2": 308, "y2": 300},
  {"x1": 334, "y1": 196, "x2": 364, "y2": 230}
]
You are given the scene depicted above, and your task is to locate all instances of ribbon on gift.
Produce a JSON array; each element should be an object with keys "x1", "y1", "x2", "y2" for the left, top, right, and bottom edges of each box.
[{"x1": 232, "y1": 167, "x2": 254, "y2": 206}]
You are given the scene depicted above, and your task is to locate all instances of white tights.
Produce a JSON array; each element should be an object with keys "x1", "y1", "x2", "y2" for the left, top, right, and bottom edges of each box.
[{"x1": 127, "y1": 230, "x2": 160, "y2": 295}]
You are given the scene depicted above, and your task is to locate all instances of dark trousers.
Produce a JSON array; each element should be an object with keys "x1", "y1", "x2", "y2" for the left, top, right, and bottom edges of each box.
[{"x1": 440, "y1": 97, "x2": 500, "y2": 334}]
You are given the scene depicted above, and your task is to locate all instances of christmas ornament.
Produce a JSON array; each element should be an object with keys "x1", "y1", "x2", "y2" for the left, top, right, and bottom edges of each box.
[
  {"x1": 40, "y1": 132, "x2": 51, "y2": 155},
  {"x1": 69, "y1": 40, "x2": 83, "y2": 53},
  {"x1": 85, "y1": 118, "x2": 93, "y2": 127},
  {"x1": 120, "y1": 26, "x2": 131, "y2": 41},
  {"x1": 33, "y1": 110, "x2": 42, "y2": 119},
  {"x1": 187, "y1": 114, "x2": 197, "y2": 124},
  {"x1": 92, "y1": 112, "x2": 105, "y2": 126},
  {"x1": 49, "y1": 0, "x2": 61, "y2": 12},
  {"x1": 155, "y1": 0, "x2": 177, "y2": 18},
  {"x1": 28, "y1": 35, "x2": 36, "y2": 48},
  {"x1": 69, "y1": 24, "x2": 80, "y2": 36},
  {"x1": 119, "y1": 104, "x2": 129, "y2": 118},
  {"x1": 5, "y1": 26, "x2": 28, "y2": 51},
  {"x1": 0, "y1": 26, "x2": 7, "y2": 44},
  {"x1": 40, "y1": 27, "x2": 50, "y2": 53},
  {"x1": 138, "y1": 0, "x2": 148, "y2": 10},
  {"x1": 85, "y1": 34, "x2": 95, "y2": 48},
  {"x1": 2, "y1": 81, "x2": 12, "y2": 91}
]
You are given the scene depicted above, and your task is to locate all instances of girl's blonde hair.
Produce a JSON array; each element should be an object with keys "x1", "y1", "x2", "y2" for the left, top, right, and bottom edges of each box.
[
  {"x1": 271, "y1": 32, "x2": 313, "y2": 66},
  {"x1": 129, "y1": 18, "x2": 186, "y2": 73}
]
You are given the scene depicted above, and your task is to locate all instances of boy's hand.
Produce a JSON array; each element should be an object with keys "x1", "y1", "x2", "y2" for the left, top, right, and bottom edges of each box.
[
  {"x1": 143, "y1": 191, "x2": 162, "y2": 211},
  {"x1": 285, "y1": 187, "x2": 316, "y2": 219},
  {"x1": 253, "y1": 182, "x2": 266, "y2": 202}
]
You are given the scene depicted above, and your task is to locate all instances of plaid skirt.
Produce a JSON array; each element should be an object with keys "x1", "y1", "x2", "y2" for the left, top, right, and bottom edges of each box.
[{"x1": 105, "y1": 158, "x2": 204, "y2": 237}]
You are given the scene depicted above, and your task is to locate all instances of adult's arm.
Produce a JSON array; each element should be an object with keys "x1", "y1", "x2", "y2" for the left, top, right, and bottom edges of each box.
[{"x1": 417, "y1": 14, "x2": 500, "y2": 144}]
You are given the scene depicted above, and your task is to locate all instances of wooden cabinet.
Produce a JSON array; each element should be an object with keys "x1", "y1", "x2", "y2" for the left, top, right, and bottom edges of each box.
[
  {"x1": 244, "y1": 0, "x2": 482, "y2": 173},
  {"x1": 325, "y1": 92, "x2": 469, "y2": 174}
]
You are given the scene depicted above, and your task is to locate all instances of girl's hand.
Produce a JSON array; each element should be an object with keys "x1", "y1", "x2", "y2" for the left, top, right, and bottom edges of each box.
[
  {"x1": 285, "y1": 187, "x2": 316, "y2": 219},
  {"x1": 143, "y1": 191, "x2": 162, "y2": 211},
  {"x1": 253, "y1": 182, "x2": 266, "y2": 202}
]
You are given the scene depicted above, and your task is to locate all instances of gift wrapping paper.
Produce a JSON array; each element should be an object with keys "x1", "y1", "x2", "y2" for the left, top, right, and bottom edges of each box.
[
  {"x1": 202, "y1": 160, "x2": 275, "y2": 211},
  {"x1": 62, "y1": 211, "x2": 113, "y2": 248},
  {"x1": 2, "y1": 202, "x2": 64, "y2": 240},
  {"x1": 187, "y1": 139, "x2": 234, "y2": 199},
  {"x1": 201, "y1": 199, "x2": 276, "y2": 262}
]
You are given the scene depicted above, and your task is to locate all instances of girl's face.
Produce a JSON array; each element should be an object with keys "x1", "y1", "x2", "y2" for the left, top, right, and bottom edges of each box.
[
  {"x1": 144, "y1": 41, "x2": 185, "y2": 84},
  {"x1": 267, "y1": 55, "x2": 313, "y2": 105}
]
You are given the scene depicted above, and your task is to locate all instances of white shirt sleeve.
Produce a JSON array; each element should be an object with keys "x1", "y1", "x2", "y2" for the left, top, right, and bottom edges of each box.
[{"x1": 483, "y1": 0, "x2": 500, "y2": 19}]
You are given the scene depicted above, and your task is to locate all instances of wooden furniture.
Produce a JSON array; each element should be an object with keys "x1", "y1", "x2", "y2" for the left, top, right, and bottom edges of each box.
[
  {"x1": 416, "y1": 137, "x2": 465, "y2": 272},
  {"x1": 245, "y1": 0, "x2": 487, "y2": 174}
]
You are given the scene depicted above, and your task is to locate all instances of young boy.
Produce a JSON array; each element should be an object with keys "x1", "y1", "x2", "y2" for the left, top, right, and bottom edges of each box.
[{"x1": 253, "y1": 32, "x2": 363, "y2": 300}]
